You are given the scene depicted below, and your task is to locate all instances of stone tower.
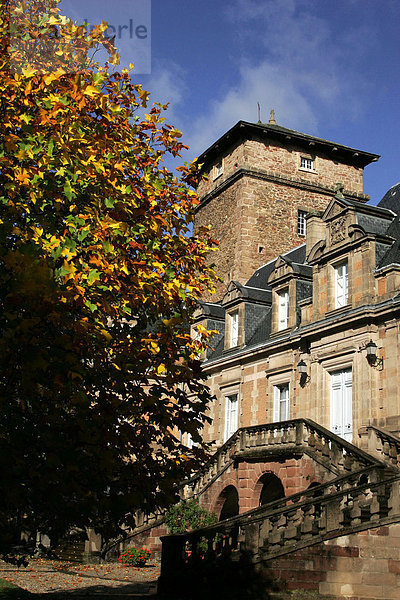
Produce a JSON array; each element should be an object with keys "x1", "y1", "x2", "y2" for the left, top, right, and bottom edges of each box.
[{"x1": 195, "y1": 114, "x2": 379, "y2": 300}]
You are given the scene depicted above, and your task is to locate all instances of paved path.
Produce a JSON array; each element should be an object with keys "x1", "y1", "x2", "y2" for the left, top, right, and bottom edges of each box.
[{"x1": 0, "y1": 558, "x2": 160, "y2": 598}]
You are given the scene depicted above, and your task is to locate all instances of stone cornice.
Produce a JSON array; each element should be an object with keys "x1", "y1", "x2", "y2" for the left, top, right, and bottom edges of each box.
[
  {"x1": 202, "y1": 296, "x2": 400, "y2": 373},
  {"x1": 197, "y1": 167, "x2": 370, "y2": 211}
]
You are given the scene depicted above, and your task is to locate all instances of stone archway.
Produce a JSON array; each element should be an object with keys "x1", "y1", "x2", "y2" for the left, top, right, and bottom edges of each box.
[
  {"x1": 257, "y1": 473, "x2": 285, "y2": 507},
  {"x1": 215, "y1": 485, "x2": 239, "y2": 521}
]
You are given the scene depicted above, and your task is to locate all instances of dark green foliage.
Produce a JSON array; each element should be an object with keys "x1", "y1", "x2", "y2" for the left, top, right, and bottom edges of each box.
[{"x1": 165, "y1": 499, "x2": 217, "y2": 534}]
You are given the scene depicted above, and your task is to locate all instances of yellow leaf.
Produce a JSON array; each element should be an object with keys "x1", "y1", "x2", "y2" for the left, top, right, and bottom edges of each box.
[{"x1": 83, "y1": 85, "x2": 100, "y2": 97}]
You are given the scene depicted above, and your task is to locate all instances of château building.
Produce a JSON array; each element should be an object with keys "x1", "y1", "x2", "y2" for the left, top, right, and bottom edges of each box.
[
  {"x1": 159, "y1": 115, "x2": 400, "y2": 600},
  {"x1": 115, "y1": 115, "x2": 400, "y2": 600}
]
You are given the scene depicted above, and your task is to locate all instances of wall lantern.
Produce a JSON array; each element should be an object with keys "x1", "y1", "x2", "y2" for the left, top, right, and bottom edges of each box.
[
  {"x1": 297, "y1": 359, "x2": 310, "y2": 386},
  {"x1": 365, "y1": 340, "x2": 383, "y2": 369}
]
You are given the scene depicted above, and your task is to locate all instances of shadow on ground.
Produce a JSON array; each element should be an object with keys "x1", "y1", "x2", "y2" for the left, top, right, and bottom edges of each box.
[{"x1": 158, "y1": 551, "x2": 275, "y2": 600}]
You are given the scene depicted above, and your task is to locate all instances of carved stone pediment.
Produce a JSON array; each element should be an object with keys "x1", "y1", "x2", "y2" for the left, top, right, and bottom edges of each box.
[
  {"x1": 268, "y1": 257, "x2": 294, "y2": 286},
  {"x1": 323, "y1": 198, "x2": 347, "y2": 222},
  {"x1": 274, "y1": 256, "x2": 290, "y2": 269},
  {"x1": 221, "y1": 281, "x2": 243, "y2": 306}
]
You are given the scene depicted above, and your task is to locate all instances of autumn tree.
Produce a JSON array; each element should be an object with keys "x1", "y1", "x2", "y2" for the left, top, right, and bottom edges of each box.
[{"x1": 0, "y1": 0, "x2": 217, "y2": 554}]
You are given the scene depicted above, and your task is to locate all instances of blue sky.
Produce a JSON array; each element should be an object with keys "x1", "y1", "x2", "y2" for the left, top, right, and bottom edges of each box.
[{"x1": 59, "y1": 0, "x2": 400, "y2": 205}]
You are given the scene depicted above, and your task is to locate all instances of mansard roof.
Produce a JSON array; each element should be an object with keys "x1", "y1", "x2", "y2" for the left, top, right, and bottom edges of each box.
[
  {"x1": 378, "y1": 182, "x2": 400, "y2": 213},
  {"x1": 246, "y1": 245, "x2": 307, "y2": 290},
  {"x1": 198, "y1": 120, "x2": 380, "y2": 172},
  {"x1": 222, "y1": 280, "x2": 272, "y2": 306},
  {"x1": 197, "y1": 302, "x2": 225, "y2": 320}
]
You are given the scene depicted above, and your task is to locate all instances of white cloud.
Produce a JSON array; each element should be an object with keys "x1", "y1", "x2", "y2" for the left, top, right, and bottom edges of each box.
[
  {"x1": 185, "y1": 0, "x2": 373, "y2": 156},
  {"x1": 188, "y1": 62, "x2": 318, "y2": 157}
]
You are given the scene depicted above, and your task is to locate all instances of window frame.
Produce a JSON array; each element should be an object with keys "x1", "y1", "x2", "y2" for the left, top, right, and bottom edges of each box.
[
  {"x1": 300, "y1": 156, "x2": 314, "y2": 171},
  {"x1": 213, "y1": 159, "x2": 223, "y2": 180},
  {"x1": 273, "y1": 383, "x2": 290, "y2": 423},
  {"x1": 229, "y1": 310, "x2": 239, "y2": 348}
]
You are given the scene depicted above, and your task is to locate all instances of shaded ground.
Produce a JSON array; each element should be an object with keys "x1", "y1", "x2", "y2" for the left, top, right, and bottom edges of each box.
[{"x1": 0, "y1": 559, "x2": 160, "y2": 599}]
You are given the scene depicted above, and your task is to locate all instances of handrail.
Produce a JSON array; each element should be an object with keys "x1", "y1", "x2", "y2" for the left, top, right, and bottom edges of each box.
[
  {"x1": 359, "y1": 424, "x2": 400, "y2": 469},
  {"x1": 160, "y1": 469, "x2": 400, "y2": 581},
  {"x1": 182, "y1": 419, "x2": 384, "y2": 499}
]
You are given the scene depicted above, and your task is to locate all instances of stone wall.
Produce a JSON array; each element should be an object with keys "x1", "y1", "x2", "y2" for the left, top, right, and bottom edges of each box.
[
  {"x1": 264, "y1": 524, "x2": 400, "y2": 599},
  {"x1": 198, "y1": 456, "x2": 335, "y2": 518},
  {"x1": 196, "y1": 135, "x2": 367, "y2": 300}
]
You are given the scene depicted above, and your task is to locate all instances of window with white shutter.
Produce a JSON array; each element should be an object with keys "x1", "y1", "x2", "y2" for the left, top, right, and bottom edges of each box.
[
  {"x1": 230, "y1": 311, "x2": 239, "y2": 347},
  {"x1": 330, "y1": 368, "x2": 352, "y2": 442},
  {"x1": 278, "y1": 289, "x2": 289, "y2": 330},
  {"x1": 273, "y1": 384, "x2": 290, "y2": 422},
  {"x1": 224, "y1": 394, "x2": 238, "y2": 442},
  {"x1": 335, "y1": 261, "x2": 348, "y2": 308}
]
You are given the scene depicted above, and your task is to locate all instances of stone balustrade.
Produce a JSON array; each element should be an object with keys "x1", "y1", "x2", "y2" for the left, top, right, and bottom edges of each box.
[
  {"x1": 182, "y1": 419, "x2": 382, "y2": 499},
  {"x1": 359, "y1": 424, "x2": 400, "y2": 470},
  {"x1": 160, "y1": 468, "x2": 400, "y2": 589}
]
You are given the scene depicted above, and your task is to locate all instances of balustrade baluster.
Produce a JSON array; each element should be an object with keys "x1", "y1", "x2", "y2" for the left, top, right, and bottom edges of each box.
[
  {"x1": 295, "y1": 421, "x2": 304, "y2": 446},
  {"x1": 388, "y1": 480, "x2": 400, "y2": 516},
  {"x1": 284, "y1": 507, "x2": 302, "y2": 541},
  {"x1": 300, "y1": 504, "x2": 317, "y2": 538}
]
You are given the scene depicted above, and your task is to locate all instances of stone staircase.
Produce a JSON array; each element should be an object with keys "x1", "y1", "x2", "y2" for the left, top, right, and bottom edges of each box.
[
  {"x1": 159, "y1": 423, "x2": 400, "y2": 593},
  {"x1": 182, "y1": 418, "x2": 388, "y2": 501}
]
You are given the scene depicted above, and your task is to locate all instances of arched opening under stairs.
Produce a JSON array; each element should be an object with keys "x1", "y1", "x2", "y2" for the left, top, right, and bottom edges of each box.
[
  {"x1": 218, "y1": 485, "x2": 239, "y2": 521},
  {"x1": 258, "y1": 473, "x2": 285, "y2": 507}
]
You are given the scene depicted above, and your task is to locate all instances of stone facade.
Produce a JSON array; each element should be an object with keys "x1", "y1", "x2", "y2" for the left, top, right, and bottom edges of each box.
[{"x1": 152, "y1": 121, "x2": 400, "y2": 599}]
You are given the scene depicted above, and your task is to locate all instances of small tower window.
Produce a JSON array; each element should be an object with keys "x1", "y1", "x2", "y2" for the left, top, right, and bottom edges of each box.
[
  {"x1": 300, "y1": 157, "x2": 314, "y2": 171},
  {"x1": 297, "y1": 210, "x2": 307, "y2": 236},
  {"x1": 213, "y1": 160, "x2": 223, "y2": 180}
]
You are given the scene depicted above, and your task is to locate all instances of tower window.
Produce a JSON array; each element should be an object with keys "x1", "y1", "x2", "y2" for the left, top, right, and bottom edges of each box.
[
  {"x1": 300, "y1": 157, "x2": 314, "y2": 171},
  {"x1": 213, "y1": 160, "x2": 223, "y2": 180},
  {"x1": 297, "y1": 210, "x2": 307, "y2": 236}
]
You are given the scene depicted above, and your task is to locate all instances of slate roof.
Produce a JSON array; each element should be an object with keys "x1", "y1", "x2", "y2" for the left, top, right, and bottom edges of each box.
[
  {"x1": 246, "y1": 245, "x2": 307, "y2": 290},
  {"x1": 198, "y1": 121, "x2": 380, "y2": 171},
  {"x1": 378, "y1": 182, "x2": 400, "y2": 213}
]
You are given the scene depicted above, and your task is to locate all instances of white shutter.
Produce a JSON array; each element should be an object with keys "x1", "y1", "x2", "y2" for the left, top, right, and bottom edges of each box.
[
  {"x1": 331, "y1": 369, "x2": 352, "y2": 441},
  {"x1": 273, "y1": 386, "x2": 280, "y2": 423},
  {"x1": 278, "y1": 290, "x2": 289, "y2": 330},
  {"x1": 225, "y1": 394, "x2": 238, "y2": 441},
  {"x1": 343, "y1": 369, "x2": 353, "y2": 441},
  {"x1": 280, "y1": 385, "x2": 289, "y2": 420},
  {"x1": 335, "y1": 262, "x2": 348, "y2": 308},
  {"x1": 273, "y1": 384, "x2": 289, "y2": 423},
  {"x1": 230, "y1": 312, "x2": 239, "y2": 347}
]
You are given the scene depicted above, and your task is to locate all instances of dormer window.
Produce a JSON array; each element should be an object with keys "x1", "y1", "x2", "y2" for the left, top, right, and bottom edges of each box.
[
  {"x1": 335, "y1": 261, "x2": 348, "y2": 308},
  {"x1": 300, "y1": 157, "x2": 314, "y2": 171},
  {"x1": 213, "y1": 160, "x2": 223, "y2": 180},
  {"x1": 229, "y1": 310, "x2": 239, "y2": 347},
  {"x1": 278, "y1": 289, "x2": 289, "y2": 330}
]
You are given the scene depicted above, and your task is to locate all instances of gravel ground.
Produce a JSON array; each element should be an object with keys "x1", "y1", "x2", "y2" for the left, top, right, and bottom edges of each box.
[{"x1": 0, "y1": 558, "x2": 161, "y2": 598}]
